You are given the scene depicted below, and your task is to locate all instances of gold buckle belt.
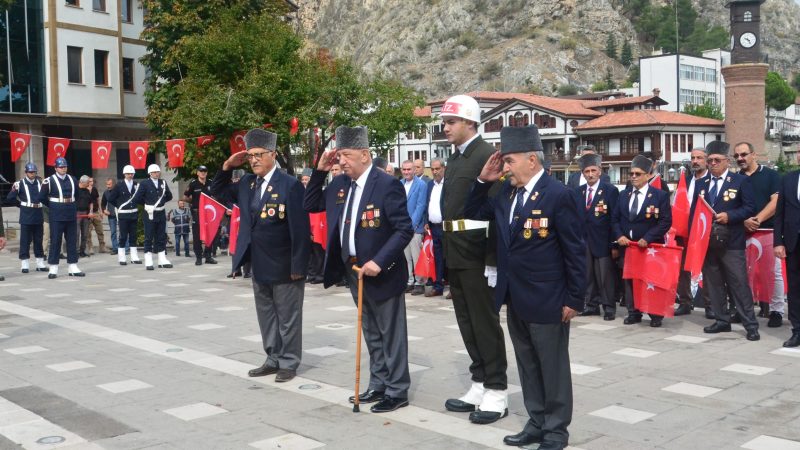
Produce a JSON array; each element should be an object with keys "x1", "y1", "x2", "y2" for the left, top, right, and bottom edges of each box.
[{"x1": 443, "y1": 219, "x2": 489, "y2": 232}]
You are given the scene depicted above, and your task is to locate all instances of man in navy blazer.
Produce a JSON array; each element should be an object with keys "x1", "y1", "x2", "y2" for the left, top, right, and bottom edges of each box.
[
  {"x1": 211, "y1": 128, "x2": 310, "y2": 382},
  {"x1": 464, "y1": 125, "x2": 585, "y2": 450},
  {"x1": 400, "y1": 160, "x2": 428, "y2": 295},
  {"x1": 7, "y1": 162, "x2": 47, "y2": 273},
  {"x1": 575, "y1": 154, "x2": 619, "y2": 320},
  {"x1": 701, "y1": 141, "x2": 760, "y2": 340},
  {"x1": 774, "y1": 169, "x2": 800, "y2": 347},
  {"x1": 612, "y1": 154, "x2": 672, "y2": 327},
  {"x1": 304, "y1": 125, "x2": 413, "y2": 414}
]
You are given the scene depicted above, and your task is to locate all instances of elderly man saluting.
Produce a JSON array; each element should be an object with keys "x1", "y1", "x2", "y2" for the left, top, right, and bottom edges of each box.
[{"x1": 464, "y1": 125, "x2": 586, "y2": 450}]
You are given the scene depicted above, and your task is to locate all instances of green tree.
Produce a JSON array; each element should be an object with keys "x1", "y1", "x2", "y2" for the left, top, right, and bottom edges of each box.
[
  {"x1": 605, "y1": 34, "x2": 617, "y2": 59},
  {"x1": 620, "y1": 40, "x2": 633, "y2": 66},
  {"x1": 604, "y1": 67, "x2": 617, "y2": 91},
  {"x1": 557, "y1": 84, "x2": 579, "y2": 96},
  {"x1": 766, "y1": 71, "x2": 797, "y2": 112},
  {"x1": 683, "y1": 100, "x2": 724, "y2": 120},
  {"x1": 792, "y1": 73, "x2": 800, "y2": 91},
  {"x1": 627, "y1": 64, "x2": 640, "y2": 85},
  {"x1": 0, "y1": 0, "x2": 14, "y2": 11}
]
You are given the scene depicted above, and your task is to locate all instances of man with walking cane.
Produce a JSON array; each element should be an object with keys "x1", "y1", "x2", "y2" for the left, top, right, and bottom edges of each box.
[{"x1": 304, "y1": 125, "x2": 413, "y2": 413}]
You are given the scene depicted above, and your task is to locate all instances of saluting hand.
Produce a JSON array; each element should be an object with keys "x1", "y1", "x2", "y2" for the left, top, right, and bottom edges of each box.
[
  {"x1": 223, "y1": 151, "x2": 248, "y2": 171},
  {"x1": 478, "y1": 151, "x2": 503, "y2": 183},
  {"x1": 317, "y1": 149, "x2": 338, "y2": 171}
]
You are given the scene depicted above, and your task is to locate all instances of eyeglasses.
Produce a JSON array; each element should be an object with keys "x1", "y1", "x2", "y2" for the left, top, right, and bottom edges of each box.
[
  {"x1": 629, "y1": 172, "x2": 646, "y2": 178},
  {"x1": 246, "y1": 151, "x2": 273, "y2": 160},
  {"x1": 707, "y1": 157, "x2": 726, "y2": 164},
  {"x1": 733, "y1": 152, "x2": 751, "y2": 159}
]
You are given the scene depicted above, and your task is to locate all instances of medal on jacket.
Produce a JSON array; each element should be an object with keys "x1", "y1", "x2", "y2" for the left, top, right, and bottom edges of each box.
[
  {"x1": 538, "y1": 217, "x2": 548, "y2": 238},
  {"x1": 523, "y1": 218, "x2": 533, "y2": 239},
  {"x1": 278, "y1": 204, "x2": 285, "y2": 219},
  {"x1": 361, "y1": 211, "x2": 368, "y2": 228},
  {"x1": 260, "y1": 204, "x2": 267, "y2": 219},
  {"x1": 267, "y1": 185, "x2": 273, "y2": 192}
]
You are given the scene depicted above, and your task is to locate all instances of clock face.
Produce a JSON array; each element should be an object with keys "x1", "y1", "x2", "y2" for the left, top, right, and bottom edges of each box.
[{"x1": 740, "y1": 32, "x2": 757, "y2": 49}]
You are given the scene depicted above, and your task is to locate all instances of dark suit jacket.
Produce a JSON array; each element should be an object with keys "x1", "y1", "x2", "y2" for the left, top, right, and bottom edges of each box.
[
  {"x1": 7, "y1": 177, "x2": 44, "y2": 225},
  {"x1": 38, "y1": 174, "x2": 78, "y2": 222},
  {"x1": 577, "y1": 180, "x2": 619, "y2": 258},
  {"x1": 775, "y1": 170, "x2": 800, "y2": 253},
  {"x1": 464, "y1": 173, "x2": 586, "y2": 323},
  {"x1": 132, "y1": 178, "x2": 173, "y2": 222},
  {"x1": 701, "y1": 171, "x2": 755, "y2": 250},
  {"x1": 212, "y1": 169, "x2": 310, "y2": 284},
  {"x1": 106, "y1": 180, "x2": 139, "y2": 218},
  {"x1": 567, "y1": 171, "x2": 611, "y2": 189},
  {"x1": 612, "y1": 185, "x2": 672, "y2": 246},
  {"x1": 304, "y1": 165, "x2": 413, "y2": 302}
]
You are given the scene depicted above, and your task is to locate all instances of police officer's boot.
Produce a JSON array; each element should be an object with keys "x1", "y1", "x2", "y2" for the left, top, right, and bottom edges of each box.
[
  {"x1": 20, "y1": 260, "x2": 29, "y2": 274},
  {"x1": 35, "y1": 258, "x2": 47, "y2": 272},
  {"x1": 118, "y1": 248, "x2": 127, "y2": 266},
  {"x1": 68, "y1": 263, "x2": 85, "y2": 277},
  {"x1": 130, "y1": 247, "x2": 142, "y2": 264},
  {"x1": 48, "y1": 265, "x2": 58, "y2": 279},
  {"x1": 157, "y1": 251, "x2": 173, "y2": 269},
  {"x1": 144, "y1": 252, "x2": 154, "y2": 271}
]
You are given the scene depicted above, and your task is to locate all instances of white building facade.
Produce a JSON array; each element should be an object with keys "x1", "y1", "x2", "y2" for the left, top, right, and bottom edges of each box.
[{"x1": 639, "y1": 49, "x2": 730, "y2": 113}]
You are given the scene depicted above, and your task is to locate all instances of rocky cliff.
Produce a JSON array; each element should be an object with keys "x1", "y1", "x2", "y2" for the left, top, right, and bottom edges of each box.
[{"x1": 295, "y1": 0, "x2": 799, "y2": 98}]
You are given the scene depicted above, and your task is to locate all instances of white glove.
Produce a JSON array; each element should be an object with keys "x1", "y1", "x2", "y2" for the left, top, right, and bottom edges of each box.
[
  {"x1": 12, "y1": 181, "x2": 19, "y2": 191},
  {"x1": 484, "y1": 265, "x2": 497, "y2": 288},
  {"x1": 144, "y1": 204, "x2": 155, "y2": 214}
]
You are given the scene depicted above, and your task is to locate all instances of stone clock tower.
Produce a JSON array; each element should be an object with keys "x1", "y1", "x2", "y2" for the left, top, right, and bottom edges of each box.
[{"x1": 722, "y1": 0, "x2": 768, "y2": 157}]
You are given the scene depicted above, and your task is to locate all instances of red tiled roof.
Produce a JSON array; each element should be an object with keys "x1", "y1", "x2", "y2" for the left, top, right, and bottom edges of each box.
[
  {"x1": 574, "y1": 110, "x2": 724, "y2": 130},
  {"x1": 582, "y1": 95, "x2": 668, "y2": 109},
  {"x1": 413, "y1": 106, "x2": 432, "y2": 117}
]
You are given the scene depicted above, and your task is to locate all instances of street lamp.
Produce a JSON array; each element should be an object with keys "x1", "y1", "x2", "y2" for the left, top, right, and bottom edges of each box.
[{"x1": 668, "y1": 167, "x2": 676, "y2": 181}]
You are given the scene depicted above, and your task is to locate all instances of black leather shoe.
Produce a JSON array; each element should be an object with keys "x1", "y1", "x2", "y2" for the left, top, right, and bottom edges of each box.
[
  {"x1": 119, "y1": 262, "x2": 127, "y2": 266},
  {"x1": 158, "y1": 264, "x2": 173, "y2": 269},
  {"x1": 502, "y1": 431, "x2": 542, "y2": 447},
  {"x1": 703, "y1": 322, "x2": 732, "y2": 334},
  {"x1": 132, "y1": 260, "x2": 142, "y2": 264},
  {"x1": 243, "y1": 272, "x2": 252, "y2": 278},
  {"x1": 746, "y1": 329, "x2": 760, "y2": 341},
  {"x1": 538, "y1": 440, "x2": 566, "y2": 450},
  {"x1": 603, "y1": 312, "x2": 615, "y2": 321},
  {"x1": 370, "y1": 396, "x2": 408, "y2": 413},
  {"x1": 674, "y1": 304, "x2": 693, "y2": 316},
  {"x1": 650, "y1": 318, "x2": 663, "y2": 328},
  {"x1": 205, "y1": 257, "x2": 218, "y2": 264},
  {"x1": 783, "y1": 333, "x2": 800, "y2": 348},
  {"x1": 623, "y1": 315, "x2": 642, "y2": 325},
  {"x1": 195, "y1": 258, "x2": 203, "y2": 266},
  {"x1": 768, "y1": 312, "x2": 783, "y2": 328},
  {"x1": 0, "y1": 275, "x2": 4, "y2": 281},
  {"x1": 146, "y1": 266, "x2": 154, "y2": 271},
  {"x1": 48, "y1": 274, "x2": 57, "y2": 279},
  {"x1": 469, "y1": 408, "x2": 507, "y2": 424},
  {"x1": 444, "y1": 398, "x2": 476, "y2": 412},
  {"x1": 404, "y1": 285, "x2": 414, "y2": 293},
  {"x1": 68, "y1": 272, "x2": 85, "y2": 277},
  {"x1": 21, "y1": 268, "x2": 29, "y2": 274},
  {"x1": 579, "y1": 307, "x2": 601, "y2": 317},
  {"x1": 35, "y1": 267, "x2": 48, "y2": 272},
  {"x1": 705, "y1": 308, "x2": 715, "y2": 320},
  {"x1": 758, "y1": 302, "x2": 769, "y2": 318},
  {"x1": 248, "y1": 363, "x2": 279, "y2": 377},
  {"x1": 275, "y1": 369, "x2": 295, "y2": 382},
  {"x1": 79, "y1": 252, "x2": 89, "y2": 258},
  {"x1": 349, "y1": 389, "x2": 385, "y2": 404}
]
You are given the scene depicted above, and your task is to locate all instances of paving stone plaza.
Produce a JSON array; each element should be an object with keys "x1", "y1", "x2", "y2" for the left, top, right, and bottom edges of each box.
[{"x1": 1, "y1": 247, "x2": 800, "y2": 449}]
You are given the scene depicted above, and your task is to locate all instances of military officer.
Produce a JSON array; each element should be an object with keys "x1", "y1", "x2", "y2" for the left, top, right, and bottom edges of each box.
[
  {"x1": 464, "y1": 125, "x2": 585, "y2": 450},
  {"x1": 132, "y1": 164, "x2": 173, "y2": 270},
  {"x1": 7, "y1": 162, "x2": 47, "y2": 273},
  {"x1": 38, "y1": 157, "x2": 84, "y2": 278},
  {"x1": 107, "y1": 165, "x2": 142, "y2": 265},
  {"x1": 575, "y1": 154, "x2": 619, "y2": 320}
]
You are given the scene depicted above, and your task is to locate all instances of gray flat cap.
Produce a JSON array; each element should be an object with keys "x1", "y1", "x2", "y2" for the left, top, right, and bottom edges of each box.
[
  {"x1": 631, "y1": 154, "x2": 653, "y2": 173},
  {"x1": 335, "y1": 126, "x2": 369, "y2": 149},
  {"x1": 500, "y1": 125, "x2": 544, "y2": 155},
  {"x1": 244, "y1": 128, "x2": 277, "y2": 151},
  {"x1": 578, "y1": 154, "x2": 602, "y2": 171},
  {"x1": 705, "y1": 140, "x2": 730, "y2": 156},
  {"x1": 301, "y1": 168, "x2": 313, "y2": 177}
]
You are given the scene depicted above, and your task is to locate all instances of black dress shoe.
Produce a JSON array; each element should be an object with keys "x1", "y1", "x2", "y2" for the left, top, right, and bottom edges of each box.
[
  {"x1": 746, "y1": 329, "x2": 760, "y2": 341},
  {"x1": 348, "y1": 389, "x2": 385, "y2": 404},
  {"x1": 119, "y1": 262, "x2": 127, "y2": 266},
  {"x1": 248, "y1": 364, "x2": 279, "y2": 377},
  {"x1": 205, "y1": 257, "x2": 218, "y2": 264},
  {"x1": 674, "y1": 304, "x2": 693, "y2": 316},
  {"x1": 758, "y1": 302, "x2": 769, "y2": 318},
  {"x1": 146, "y1": 266, "x2": 154, "y2": 271},
  {"x1": 768, "y1": 312, "x2": 783, "y2": 328},
  {"x1": 704, "y1": 322, "x2": 732, "y2": 334},
  {"x1": 370, "y1": 396, "x2": 408, "y2": 413},
  {"x1": 243, "y1": 272, "x2": 251, "y2": 279},
  {"x1": 68, "y1": 272, "x2": 85, "y2": 277},
  {"x1": 579, "y1": 307, "x2": 601, "y2": 317},
  {"x1": 21, "y1": 268, "x2": 29, "y2": 274},
  {"x1": 35, "y1": 267, "x2": 48, "y2": 272},
  {"x1": 538, "y1": 440, "x2": 566, "y2": 450},
  {"x1": 783, "y1": 333, "x2": 800, "y2": 348},
  {"x1": 650, "y1": 318, "x2": 663, "y2": 328},
  {"x1": 48, "y1": 274, "x2": 57, "y2": 279},
  {"x1": 705, "y1": 308, "x2": 715, "y2": 320},
  {"x1": 444, "y1": 398, "x2": 476, "y2": 412},
  {"x1": 623, "y1": 315, "x2": 642, "y2": 325},
  {"x1": 603, "y1": 312, "x2": 615, "y2": 321},
  {"x1": 79, "y1": 252, "x2": 89, "y2": 258},
  {"x1": 158, "y1": 264, "x2": 173, "y2": 269},
  {"x1": 275, "y1": 369, "x2": 295, "y2": 382},
  {"x1": 502, "y1": 431, "x2": 542, "y2": 447},
  {"x1": 132, "y1": 260, "x2": 142, "y2": 264},
  {"x1": 195, "y1": 258, "x2": 203, "y2": 266},
  {"x1": 0, "y1": 275, "x2": 4, "y2": 281},
  {"x1": 469, "y1": 408, "x2": 507, "y2": 424}
]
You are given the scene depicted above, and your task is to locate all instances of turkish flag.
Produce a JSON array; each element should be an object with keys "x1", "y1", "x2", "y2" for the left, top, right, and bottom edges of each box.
[
  {"x1": 684, "y1": 197, "x2": 714, "y2": 278},
  {"x1": 47, "y1": 137, "x2": 70, "y2": 166},
  {"x1": 129, "y1": 141, "x2": 149, "y2": 169},
  {"x1": 650, "y1": 174, "x2": 662, "y2": 190},
  {"x1": 672, "y1": 171, "x2": 690, "y2": 238},
  {"x1": 229, "y1": 205, "x2": 241, "y2": 255},
  {"x1": 623, "y1": 244, "x2": 682, "y2": 290},
  {"x1": 309, "y1": 212, "x2": 327, "y2": 250},
  {"x1": 229, "y1": 130, "x2": 247, "y2": 154},
  {"x1": 91, "y1": 140, "x2": 112, "y2": 169},
  {"x1": 9, "y1": 132, "x2": 31, "y2": 162},
  {"x1": 414, "y1": 231, "x2": 436, "y2": 279},
  {"x1": 196, "y1": 135, "x2": 215, "y2": 147},
  {"x1": 199, "y1": 193, "x2": 226, "y2": 248},
  {"x1": 166, "y1": 139, "x2": 185, "y2": 168},
  {"x1": 633, "y1": 279, "x2": 676, "y2": 318},
  {"x1": 746, "y1": 229, "x2": 776, "y2": 302}
]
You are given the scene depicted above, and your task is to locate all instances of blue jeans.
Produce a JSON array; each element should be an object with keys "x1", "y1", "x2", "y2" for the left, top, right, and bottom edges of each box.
[
  {"x1": 108, "y1": 216, "x2": 118, "y2": 251},
  {"x1": 175, "y1": 233, "x2": 190, "y2": 256}
]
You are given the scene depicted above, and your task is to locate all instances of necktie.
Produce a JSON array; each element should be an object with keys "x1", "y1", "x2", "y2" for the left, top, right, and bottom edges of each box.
[
  {"x1": 586, "y1": 187, "x2": 594, "y2": 210},
  {"x1": 629, "y1": 190, "x2": 640, "y2": 222},
  {"x1": 709, "y1": 177, "x2": 720, "y2": 204},
  {"x1": 341, "y1": 180, "x2": 358, "y2": 262},
  {"x1": 510, "y1": 188, "x2": 526, "y2": 234},
  {"x1": 251, "y1": 177, "x2": 264, "y2": 214}
]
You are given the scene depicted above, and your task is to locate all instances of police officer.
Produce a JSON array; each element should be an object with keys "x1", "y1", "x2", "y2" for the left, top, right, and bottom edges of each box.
[
  {"x1": 107, "y1": 165, "x2": 141, "y2": 265},
  {"x1": 38, "y1": 157, "x2": 84, "y2": 279},
  {"x1": 7, "y1": 162, "x2": 47, "y2": 273},
  {"x1": 132, "y1": 164, "x2": 173, "y2": 270},
  {"x1": 184, "y1": 165, "x2": 218, "y2": 266}
]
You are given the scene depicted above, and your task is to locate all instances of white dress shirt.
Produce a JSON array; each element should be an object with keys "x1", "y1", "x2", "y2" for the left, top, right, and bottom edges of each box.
[
  {"x1": 708, "y1": 170, "x2": 728, "y2": 202},
  {"x1": 457, "y1": 134, "x2": 480, "y2": 155},
  {"x1": 428, "y1": 179, "x2": 443, "y2": 224},
  {"x1": 257, "y1": 164, "x2": 277, "y2": 201},
  {"x1": 341, "y1": 164, "x2": 373, "y2": 257},
  {"x1": 509, "y1": 168, "x2": 544, "y2": 224},
  {"x1": 628, "y1": 183, "x2": 650, "y2": 217},
  {"x1": 585, "y1": 180, "x2": 599, "y2": 206},
  {"x1": 687, "y1": 169, "x2": 707, "y2": 206}
]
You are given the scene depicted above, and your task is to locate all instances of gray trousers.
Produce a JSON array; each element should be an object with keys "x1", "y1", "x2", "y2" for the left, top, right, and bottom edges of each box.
[
  {"x1": 252, "y1": 278, "x2": 305, "y2": 371},
  {"x1": 346, "y1": 270, "x2": 410, "y2": 398},
  {"x1": 585, "y1": 250, "x2": 616, "y2": 313},
  {"x1": 703, "y1": 248, "x2": 758, "y2": 330},
  {"x1": 403, "y1": 232, "x2": 424, "y2": 286},
  {"x1": 507, "y1": 305, "x2": 572, "y2": 445}
]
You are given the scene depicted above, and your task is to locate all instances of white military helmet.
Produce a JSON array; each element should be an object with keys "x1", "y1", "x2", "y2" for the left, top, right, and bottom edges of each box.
[
  {"x1": 147, "y1": 164, "x2": 161, "y2": 173},
  {"x1": 122, "y1": 165, "x2": 135, "y2": 175},
  {"x1": 440, "y1": 94, "x2": 481, "y2": 123}
]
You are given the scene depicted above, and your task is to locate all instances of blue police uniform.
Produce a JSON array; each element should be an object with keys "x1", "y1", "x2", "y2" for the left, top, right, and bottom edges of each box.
[
  {"x1": 107, "y1": 179, "x2": 140, "y2": 262},
  {"x1": 132, "y1": 177, "x2": 172, "y2": 255},
  {"x1": 38, "y1": 172, "x2": 79, "y2": 266},
  {"x1": 7, "y1": 176, "x2": 45, "y2": 265}
]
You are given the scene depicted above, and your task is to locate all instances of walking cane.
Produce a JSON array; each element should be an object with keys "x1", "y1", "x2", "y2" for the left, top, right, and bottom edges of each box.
[{"x1": 352, "y1": 264, "x2": 364, "y2": 413}]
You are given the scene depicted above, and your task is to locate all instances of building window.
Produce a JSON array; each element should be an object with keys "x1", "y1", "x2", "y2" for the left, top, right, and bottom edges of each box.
[
  {"x1": 619, "y1": 167, "x2": 630, "y2": 184},
  {"x1": 121, "y1": 0, "x2": 132, "y2": 22},
  {"x1": 67, "y1": 46, "x2": 82, "y2": 83},
  {"x1": 621, "y1": 138, "x2": 641, "y2": 154},
  {"x1": 705, "y1": 68, "x2": 716, "y2": 83},
  {"x1": 122, "y1": 57, "x2": 135, "y2": 92},
  {"x1": 744, "y1": 11, "x2": 752, "y2": 22},
  {"x1": 92, "y1": 0, "x2": 105, "y2": 11},
  {"x1": 94, "y1": 50, "x2": 109, "y2": 86},
  {"x1": 65, "y1": 0, "x2": 79, "y2": 6}
]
